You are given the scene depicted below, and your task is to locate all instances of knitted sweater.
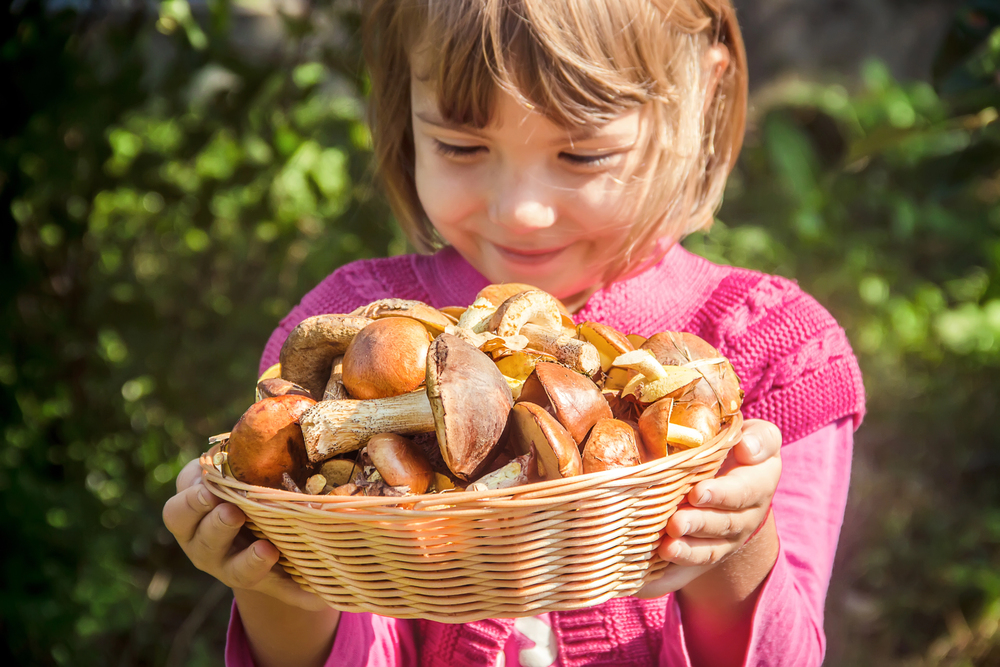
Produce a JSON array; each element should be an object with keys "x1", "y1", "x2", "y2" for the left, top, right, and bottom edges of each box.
[{"x1": 232, "y1": 243, "x2": 866, "y2": 666}]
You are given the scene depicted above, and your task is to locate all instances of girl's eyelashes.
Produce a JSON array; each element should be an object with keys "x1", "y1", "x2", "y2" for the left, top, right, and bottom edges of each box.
[
  {"x1": 433, "y1": 140, "x2": 486, "y2": 159},
  {"x1": 559, "y1": 152, "x2": 615, "y2": 167}
]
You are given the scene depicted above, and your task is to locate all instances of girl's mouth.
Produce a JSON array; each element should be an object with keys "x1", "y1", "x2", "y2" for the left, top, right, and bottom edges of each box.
[{"x1": 492, "y1": 243, "x2": 569, "y2": 265}]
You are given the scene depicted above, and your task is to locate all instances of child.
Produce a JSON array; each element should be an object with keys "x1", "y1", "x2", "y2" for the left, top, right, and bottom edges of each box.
[{"x1": 163, "y1": 0, "x2": 866, "y2": 665}]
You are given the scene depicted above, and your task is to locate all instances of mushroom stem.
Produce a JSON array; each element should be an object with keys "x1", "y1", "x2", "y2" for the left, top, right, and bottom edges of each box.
[
  {"x1": 611, "y1": 349, "x2": 669, "y2": 380},
  {"x1": 521, "y1": 323, "x2": 601, "y2": 377},
  {"x1": 666, "y1": 423, "x2": 705, "y2": 449},
  {"x1": 299, "y1": 391, "x2": 435, "y2": 462}
]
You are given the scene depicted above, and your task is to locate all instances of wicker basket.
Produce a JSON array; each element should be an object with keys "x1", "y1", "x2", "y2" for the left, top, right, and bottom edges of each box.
[{"x1": 200, "y1": 412, "x2": 742, "y2": 623}]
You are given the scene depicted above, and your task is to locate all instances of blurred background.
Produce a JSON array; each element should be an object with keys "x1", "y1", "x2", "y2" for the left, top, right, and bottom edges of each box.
[{"x1": 2, "y1": 0, "x2": 999, "y2": 664}]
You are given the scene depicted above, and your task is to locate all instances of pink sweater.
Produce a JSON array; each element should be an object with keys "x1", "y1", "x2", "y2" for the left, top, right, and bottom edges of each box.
[{"x1": 229, "y1": 244, "x2": 866, "y2": 667}]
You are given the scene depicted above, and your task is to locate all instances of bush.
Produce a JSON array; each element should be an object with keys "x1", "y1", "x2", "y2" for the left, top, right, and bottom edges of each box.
[{"x1": 2, "y1": 1, "x2": 998, "y2": 665}]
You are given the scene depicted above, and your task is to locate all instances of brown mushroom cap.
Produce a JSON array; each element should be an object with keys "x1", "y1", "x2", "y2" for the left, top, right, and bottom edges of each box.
[
  {"x1": 669, "y1": 399, "x2": 722, "y2": 443},
  {"x1": 636, "y1": 398, "x2": 674, "y2": 460},
  {"x1": 506, "y1": 402, "x2": 582, "y2": 480},
  {"x1": 279, "y1": 314, "x2": 372, "y2": 399},
  {"x1": 366, "y1": 433, "x2": 434, "y2": 494},
  {"x1": 517, "y1": 362, "x2": 612, "y2": 444},
  {"x1": 476, "y1": 283, "x2": 573, "y2": 318},
  {"x1": 341, "y1": 317, "x2": 433, "y2": 400},
  {"x1": 426, "y1": 333, "x2": 514, "y2": 480},
  {"x1": 581, "y1": 419, "x2": 642, "y2": 474},
  {"x1": 226, "y1": 394, "x2": 316, "y2": 489},
  {"x1": 641, "y1": 332, "x2": 744, "y2": 418}
]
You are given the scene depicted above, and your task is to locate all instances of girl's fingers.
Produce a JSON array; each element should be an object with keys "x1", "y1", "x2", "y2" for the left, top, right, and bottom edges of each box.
[
  {"x1": 176, "y1": 458, "x2": 204, "y2": 493},
  {"x1": 162, "y1": 482, "x2": 222, "y2": 545},
  {"x1": 658, "y1": 535, "x2": 732, "y2": 567},
  {"x1": 688, "y1": 455, "x2": 781, "y2": 511},
  {"x1": 666, "y1": 506, "x2": 757, "y2": 541},
  {"x1": 731, "y1": 419, "x2": 782, "y2": 466},
  {"x1": 222, "y1": 540, "x2": 280, "y2": 591},
  {"x1": 188, "y1": 503, "x2": 247, "y2": 564}
]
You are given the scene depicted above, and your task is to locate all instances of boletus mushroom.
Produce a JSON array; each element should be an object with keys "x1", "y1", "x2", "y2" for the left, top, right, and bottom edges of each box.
[
  {"x1": 279, "y1": 314, "x2": 372, "y2": 399},
  {"x1": 366, "y1": 433, "x2": 434, "y2": 494},
  {"x1": 341, "y1": 317, "x2": 434, "y2": 399},
  {"x1": 516, "y1": 362, "x2": 612, "y2": 445},
  {"x1": 506, "y1": 402, "x2": 582, "y2": 481},
  {"x1": 225, "y1": 394, "x2": 316, "y2": 489},
  {"x1": 641, "y1": 332, "x2": 744, "y2": 419},
  {"x1": 299, "y1": 333, "x2": 512, "y2": 481},
  {"x1": 581, "y1": 418, "x2": 642, "y2": 474}
]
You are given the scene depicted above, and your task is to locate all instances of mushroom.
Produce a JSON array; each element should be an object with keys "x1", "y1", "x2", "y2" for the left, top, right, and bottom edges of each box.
[
  {"x1": 366, "y1": 433, "x2": 434, "y2": 494},
  {"x1": 516, "y1": 362, "x2": 613, "y2": 445},
  {"x1": 467, "y1": 452, "x2": 534, "y2": 491},
  {"x1": 256, "y1": 377, "x2": 313, "y2": 401},
  {"x1": 611, "y1": 349, "x2": 702, "y2": 404},
  {"x1": 641, "y1": 332, "x2": 744, "y2": 419},
  {"x1": 341, "y1": 317, "x2": 433, "y2": 399},
  {"x1": 636, "y1": 398, "x2": 706, "y2": 457},
  {"x1": 505, "y1": 402, "x2": 582, "y2": 480},
  {"x1": 577, "y1": 321, "x2": 635, "y2": 373},
  {"x1": 483, "y1": 291, "x2": 600, "y2": 376},
  {"x1": 426, "y1": 333, "x2": 515, "y2": 480},
  {"x1": 279, "y1": 314, "x2": 372, "y2": 399},
  {"x1": 581, "y1": 419, "x2": 642, "y2": 474},
  {"x1": 299, "y1": 333, "x2": 513, "y2": 481},
  {"x1": 476, "y1": 283, "x2": 575, "y2": 331},
  {"x1": 488, "y1": 290, "x2": 564, "y2": 337},
  {"x1": 322, "y1": 355, "x2": 348, "y2": 401},
  {"x1": 318, "y1": 458, "x2": 363, "y2": 487},
  {"x1": 225, "y1": 394, "x2": 317, "y2": 489},
  {"x1": 350, "y1": 298, "x2": 453, "y2": 335},
  {"x1": 669, "y1": 399, "x2": 722, "y2": 444}
]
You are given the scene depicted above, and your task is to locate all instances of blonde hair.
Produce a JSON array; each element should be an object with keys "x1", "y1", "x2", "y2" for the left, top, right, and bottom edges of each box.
[{"x1": 363, "y1": 0, "x2": 748, "y2": 281}]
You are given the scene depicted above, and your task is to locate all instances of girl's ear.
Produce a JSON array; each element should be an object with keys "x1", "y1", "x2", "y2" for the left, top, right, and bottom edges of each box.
[{"x1": 702, "y1": 43, "x2": 731, "y2": 116}]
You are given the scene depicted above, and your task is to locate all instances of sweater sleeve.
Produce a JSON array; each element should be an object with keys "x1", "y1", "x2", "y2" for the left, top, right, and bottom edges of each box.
[
  {"x1": 226, "y1": 602, "x2": 419, "y2": 667},
  {"x1": 658, "y1": 417, "x2": 854, "y2": 667}
]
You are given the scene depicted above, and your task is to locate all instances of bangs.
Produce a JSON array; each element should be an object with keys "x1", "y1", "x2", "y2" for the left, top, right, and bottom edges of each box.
[{"x1": 406, "y1": 0, "x2": 692, "y2": 129}]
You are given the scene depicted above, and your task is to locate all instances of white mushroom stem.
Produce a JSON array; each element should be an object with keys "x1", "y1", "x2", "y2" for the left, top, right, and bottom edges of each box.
[
  {"x1": 666, "y1": 423, "x2": 705, "y2": 448},
  {"x1": 612, "y1": 349, "x2": 702, "y2": 403},
  {"x1": 299, "y1": 391, "x2": 435, "y2": 462},
  {"x1": 521, "y1": 324, "x2": 601, "y2": 377}
]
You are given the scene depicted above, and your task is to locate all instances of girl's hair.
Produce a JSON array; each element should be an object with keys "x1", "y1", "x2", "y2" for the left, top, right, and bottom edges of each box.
[{"x1": 363, "y1": 0, "x2": 748, "y2": 281}]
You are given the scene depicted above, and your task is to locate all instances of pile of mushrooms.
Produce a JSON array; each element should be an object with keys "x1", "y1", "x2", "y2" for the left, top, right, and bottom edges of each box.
[{"x1": 213, "y1": 284, "x2": 744, "y2": 497}]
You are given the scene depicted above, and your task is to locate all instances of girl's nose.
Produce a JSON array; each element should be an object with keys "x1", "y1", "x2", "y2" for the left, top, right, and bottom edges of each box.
[{"x1": 489, "y1": 170, "x2": 557, "y2": 233}]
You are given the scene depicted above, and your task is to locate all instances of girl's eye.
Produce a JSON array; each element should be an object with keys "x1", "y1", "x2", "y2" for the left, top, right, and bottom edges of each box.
[
  {"x1": 433, "y1": 140, "x2": 486, "y2": 159},
  {"x1": 559, "y1": 152, "x2": 614, "y2": 167}
]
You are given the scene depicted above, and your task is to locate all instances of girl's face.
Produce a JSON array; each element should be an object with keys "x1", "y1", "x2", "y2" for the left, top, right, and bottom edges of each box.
[{"x1": 411, "y1": 76, "x2": 647, "y2": 312}]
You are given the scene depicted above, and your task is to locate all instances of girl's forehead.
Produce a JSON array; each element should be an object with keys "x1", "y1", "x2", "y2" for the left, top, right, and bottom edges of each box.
[
  {"x1": 410, "y1": 73, "x2": 646, "y2": 143},
  {"x1": 411, "y1": 73, "x2": 643, "y2": 144}
]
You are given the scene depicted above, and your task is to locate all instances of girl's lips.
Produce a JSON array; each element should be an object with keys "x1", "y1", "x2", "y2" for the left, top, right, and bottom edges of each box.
[{"x1": 492, "y1": 243, "x2": 569, "y2": 264}]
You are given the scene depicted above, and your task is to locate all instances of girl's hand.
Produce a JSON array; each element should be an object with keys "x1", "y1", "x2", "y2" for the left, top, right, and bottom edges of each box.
[
  {"x1": 162, "y1": 458, "x2": 328, "y2": 611},
  {"x1": 635, "y1": 419, "x2": 782, "y2": 599}
]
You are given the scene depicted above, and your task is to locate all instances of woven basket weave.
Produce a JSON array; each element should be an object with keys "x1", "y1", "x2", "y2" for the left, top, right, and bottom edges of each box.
[{"x1": 200, "y1": 412, "x2": 742, "y2": 623}]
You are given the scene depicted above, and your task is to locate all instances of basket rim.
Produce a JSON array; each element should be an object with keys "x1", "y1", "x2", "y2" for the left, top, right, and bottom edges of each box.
[{"x1": 201, "y1": 412, "x2": 742, "y2": 510}]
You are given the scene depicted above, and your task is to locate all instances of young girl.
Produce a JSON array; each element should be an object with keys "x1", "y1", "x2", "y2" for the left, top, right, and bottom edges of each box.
[{"x1": 163, "y1": 1, "x2": 865, "y2": 665}]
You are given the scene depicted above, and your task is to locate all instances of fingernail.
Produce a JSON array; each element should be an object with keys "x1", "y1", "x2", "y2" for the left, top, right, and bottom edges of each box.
[
  {"x1": 745, "y1": 436, "x2": 761, "y2": 457},
  {"x1": 197, "y1": 488, "x2": 211, "y2": 508},
  {"x1": 251, "y1": 544, "x2": 265, "y2": 561},
  {"x1": 697, "y1": 490, "x2": 712, "y2": 505},
  {"x1": 219, "y1": 507, "x2": 237, "y2": 527}
]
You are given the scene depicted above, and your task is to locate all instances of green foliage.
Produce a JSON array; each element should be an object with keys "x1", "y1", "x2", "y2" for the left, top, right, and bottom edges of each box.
[
  {"x1": 1, "y1": 1, "x2": 396, "y2": 664},
  {"x1": 3, "y1": 0, "x2": 999, "y2": 665},
  {"x1": 686, "y1": 8, "x2": 1000, "y2": 664}
]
